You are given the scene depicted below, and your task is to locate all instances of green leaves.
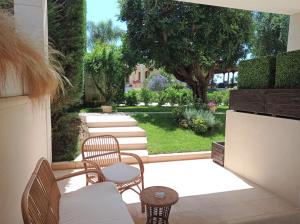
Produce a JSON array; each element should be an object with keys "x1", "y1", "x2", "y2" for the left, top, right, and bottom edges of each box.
[
  {"x1": 251, "y1": 12, "x2": 289, "y2": 57},
  {"x1": 120, "y1": 0, "x2": 252, "y2": 101},
  {"x1": 84, "y1": 43, "x2": 126, "y2": 104}
]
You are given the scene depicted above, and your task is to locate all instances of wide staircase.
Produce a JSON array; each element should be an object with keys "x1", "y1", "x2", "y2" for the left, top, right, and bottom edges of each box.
[{"x1": 84, "y1": 113, "x2": 148, "y2": 160}]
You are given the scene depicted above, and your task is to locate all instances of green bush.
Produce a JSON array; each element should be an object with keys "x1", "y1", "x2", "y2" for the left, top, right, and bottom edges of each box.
[
  {"x1": 275, "y1": 50, "x2": 300, "y2": 88},
  {"x1": 172, "y1": 106, "x2": 185, "y2": 122},
  {"x1": 177, "y1": 88, "x2": 193, "y2": 106},
  {"x1": 164, "y1": 86, "x2": 178, "y2": 106},
  {"x1": 52, "y1": 113, "x2": 85, "y2": 162},
  {"x1": 182, "y1": 107, "x2": 220, "y2": 131},
  {"x1": 125, "y1": 90, "x2": 138, "y2": 106},
  {"x1": 157, "y1": 91, "x2": 168, "y2": 106},
  {"x1": 139, "y1": 88, "x2": 152, "y2": 106},
  {"x1": 208, "y1": 90, "x2": 229, "y2": 106},
  {"x1": 238, "y1": 56, "x2": 276, "y2": 89},
  {"x1": 191, "y1": 118, "x2": 208, "y2": 135}
]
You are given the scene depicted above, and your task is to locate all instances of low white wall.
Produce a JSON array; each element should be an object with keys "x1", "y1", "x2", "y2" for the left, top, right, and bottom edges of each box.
[
  {"x1": 0, "y1": 96, "x2": 51, "y2": 223},
  {"x1": 225, "y1": 111, "x2": 300, "y2": 207}
]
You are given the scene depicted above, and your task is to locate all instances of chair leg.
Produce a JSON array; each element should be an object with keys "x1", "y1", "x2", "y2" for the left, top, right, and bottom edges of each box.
[{"x1": 140, "y1": 178, "x2": 145, "y2": 213}]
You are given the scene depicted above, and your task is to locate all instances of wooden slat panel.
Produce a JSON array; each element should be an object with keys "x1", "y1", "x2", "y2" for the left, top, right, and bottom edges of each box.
[
  {"x1": 266, "y1": 89, "x2": 300, "y2": 118},
  {"x1": 230, "y1": 90, "x2": 266, "y2": 113}
]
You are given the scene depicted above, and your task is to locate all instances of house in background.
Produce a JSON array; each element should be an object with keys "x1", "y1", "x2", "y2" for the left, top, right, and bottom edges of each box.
[{"x1": 126, "y1": 64, "x2": 150, "y2": 90}]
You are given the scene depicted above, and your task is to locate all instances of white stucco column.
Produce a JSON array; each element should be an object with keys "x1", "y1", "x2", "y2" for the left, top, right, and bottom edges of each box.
[
  {"x1": 0, "y1": 1, "x2": 51, "y2": 223},
  {"x1": 14, "y1": 0, "x2": 52, "y2": 161},
  {"x1": 287, "y1": 12, "x2": 300, "y2": 51}
]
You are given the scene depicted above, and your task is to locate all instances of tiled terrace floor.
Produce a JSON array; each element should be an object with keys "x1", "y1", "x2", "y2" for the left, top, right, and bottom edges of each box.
[{"x1": 55, "y1": 159, "x2": 300, "y2": 224}]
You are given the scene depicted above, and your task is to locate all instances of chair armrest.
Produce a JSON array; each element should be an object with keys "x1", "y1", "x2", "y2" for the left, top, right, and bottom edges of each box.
[
  {"x1": 82, "y1": 159, "x2": 102, "y2": 170},
  {"x1": 55, "y1": 169, "x2": 105, "y2": 182},
  {"x1": 120, "y1": 152, "x2": 144, "y2": 175}
]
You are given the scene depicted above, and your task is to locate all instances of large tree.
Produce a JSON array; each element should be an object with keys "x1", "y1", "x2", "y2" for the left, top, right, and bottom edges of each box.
[
  {"x1": 120, "y1": 0, "x2": 252, "y2": 102},
  {"x1": 84, "y1": 43, "x2": 130, "y2": 104},
  {"x1": 251, "y1": 12, "x2": 289, "y2": 57}
]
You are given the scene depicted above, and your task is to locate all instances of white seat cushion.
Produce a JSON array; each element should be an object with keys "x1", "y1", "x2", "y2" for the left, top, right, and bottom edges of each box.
[
  {"x1": 59, "y1": 182, "x2": 134, "y2": 224},
  {"x1": 102, "y1": 162, "x2": 140, "y2": 184}
]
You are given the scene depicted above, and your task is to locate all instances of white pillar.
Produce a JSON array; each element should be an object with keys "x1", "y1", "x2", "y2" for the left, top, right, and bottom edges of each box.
[
  {"x1": 0, "y1": 1, "x2": 51, "y2": 223},
  {"x1": 287, "y1": 12, "x2": 300, "y2": 51},
  {"x1": 14, "y1": 0, "x2": 52, "y2": 161}
]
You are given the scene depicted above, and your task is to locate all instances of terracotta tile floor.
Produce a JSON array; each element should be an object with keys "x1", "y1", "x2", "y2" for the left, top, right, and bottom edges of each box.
[{"x1": 55, "y1": 159, "x2": 300, "y2": 223}]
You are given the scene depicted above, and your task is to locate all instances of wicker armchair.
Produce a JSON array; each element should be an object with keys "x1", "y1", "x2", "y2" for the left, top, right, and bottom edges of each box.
[
  {"x1": 81, "y1": 135, "x2": 145, "y2": 196},
  {"x1": 21, "y1": 158, "x2": 105, "y2": 224}
]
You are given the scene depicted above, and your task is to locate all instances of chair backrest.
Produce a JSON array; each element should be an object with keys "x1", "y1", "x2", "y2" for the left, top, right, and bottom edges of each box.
[
  {"x1": 22, "y1": 158, "x2": 61, "y2": 224},
  {"x1": 81, "y1": 135, "x2": 121, "y2": 168}
]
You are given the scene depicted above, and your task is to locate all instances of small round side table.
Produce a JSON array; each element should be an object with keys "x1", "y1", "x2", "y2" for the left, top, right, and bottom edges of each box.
[{"x1": 140, "y1": 186, "x2": 179, "y2": 224}]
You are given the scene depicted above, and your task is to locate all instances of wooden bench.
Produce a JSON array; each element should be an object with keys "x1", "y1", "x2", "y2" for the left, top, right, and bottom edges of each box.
[{"x1": 21, "y1": 158, "x2": 134, "y2": 224}]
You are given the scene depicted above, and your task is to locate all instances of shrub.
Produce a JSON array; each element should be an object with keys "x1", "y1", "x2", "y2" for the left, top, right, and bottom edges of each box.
[
  {"x1": 164, "y1": 86, "x2": 178, "y2": 106},
  {"x1": 177, "y1": 88, "x2": 193, "y2": 106},
  {"x1": 182, "y1": 107, "x2": 220, "y2": 130},
  {"x1": 125, "y1": 90, "x2": 138, "y2": 106},
  {"x1": 139, "y1": 88, "x2": 152, "y2": 106},
  {"x1": 275, "y1": 50, "x2": 300, "y2": 88},
  {"x1": 52, "y1": 113, "x2": 87, "y2": 162},
  {"x1": 157, "y1": 91, "x2": 168, "y2": 106},
  {"x1": 238, "y1": 56, "x2": 276, "y2": 89},
  {"x1": 191, "y1": 118, "x2": 208, "y2": 135},
  {"x1": 172, "y1": 106, "x2": 185, "y2": 122},
  {"x1": 207, "y1": 90, "x2": 229, "y2": 106}
]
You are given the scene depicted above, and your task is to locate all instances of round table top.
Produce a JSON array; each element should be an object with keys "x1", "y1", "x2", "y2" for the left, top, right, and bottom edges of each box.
[{"x1": 140, "y1": 186, "x2": 179, "y2": 207}]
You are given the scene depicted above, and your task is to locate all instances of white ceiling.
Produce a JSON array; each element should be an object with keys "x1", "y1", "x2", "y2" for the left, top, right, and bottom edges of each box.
[{"x1": 179, "y1": 0, "x2": 300, "y2": 15}]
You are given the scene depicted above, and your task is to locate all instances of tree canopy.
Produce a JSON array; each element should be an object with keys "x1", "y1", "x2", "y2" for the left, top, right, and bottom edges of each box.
[
  {"x1": 119, "y1": 0, "x2": 253, "y2": 102},
  {"x1": 251, "y1": 12, "x2": 289, "y2": 57},
  {"x1": 84, "y1": 43, "x2": 128, "y2": 104},
  {"x1": 87, "y1": 19, "x2": 124, "y2": 49}
]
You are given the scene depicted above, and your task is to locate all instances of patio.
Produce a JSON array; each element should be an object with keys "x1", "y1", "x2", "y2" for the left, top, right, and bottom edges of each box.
[{"x1": 55, "y1": 159, "x2": 300, "y2": 223}]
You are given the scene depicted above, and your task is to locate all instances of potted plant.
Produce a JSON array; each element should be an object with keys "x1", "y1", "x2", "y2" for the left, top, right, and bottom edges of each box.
[
  {"x1": 84, "y1": 44, "x2": 128, "y2": 113},
  {"x1": 208, "y1": 101, "x2": 217, "y2": 112}
]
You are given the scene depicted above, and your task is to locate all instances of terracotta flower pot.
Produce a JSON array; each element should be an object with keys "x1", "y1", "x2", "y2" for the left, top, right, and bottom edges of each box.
[
  {"x1": 101, "y1": 105, "x2": 113, "y2": 113},
  {"x1": 209, "y1": 106, "x2": 217, "y2": 113}
]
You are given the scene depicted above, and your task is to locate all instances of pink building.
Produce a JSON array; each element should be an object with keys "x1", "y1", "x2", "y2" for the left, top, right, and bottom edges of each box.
[{"x1": 126, "y1": 64, "x2": 150, "y2": 89}]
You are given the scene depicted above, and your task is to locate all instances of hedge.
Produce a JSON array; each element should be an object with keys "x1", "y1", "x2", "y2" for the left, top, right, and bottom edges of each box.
[
  {"x1": 52, "y1": 113, "x2": 86, "y2": 162},
  {"x1": 275, "y1": 50, "x2": 300, "y2": 89},
  {"x1": 48, "y1": 0, "x2": 87, "y2": 160},
  {"x1": 48, "y1": 0, "x2": 86, "y2": 113},
  {"x1": 238, "y1": 56, "x2": 276, "y2": 89}
]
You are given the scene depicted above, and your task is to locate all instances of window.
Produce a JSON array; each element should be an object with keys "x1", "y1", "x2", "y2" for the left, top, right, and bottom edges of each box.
[{"x1": 138, "y1": 72, "x2": 141, "y2": 81}]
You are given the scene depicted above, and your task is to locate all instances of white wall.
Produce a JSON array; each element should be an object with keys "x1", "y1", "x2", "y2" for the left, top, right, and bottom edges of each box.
[
  {"x1": 0, "y1": 0, "x2": 51, "y2": 223},
  {"x1": 225, "y1": 111, "x2": 300, "y2": 207},
  {"x1": 288, "y1": 12, "x2": 300, "y2": 51}
]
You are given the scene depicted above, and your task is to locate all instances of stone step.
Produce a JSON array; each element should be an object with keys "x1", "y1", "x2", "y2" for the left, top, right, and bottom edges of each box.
[
  {"x1": 86, "y1": 115, "x2": 137, "y2": 128},
  {"x1": 117, "y1": 137, "x2": 147, "y2": 150},
  {"x1": 83, "y1": 137, "x2": 147, "y2": 151},
  {"x1": 89, "y1": 126, "x2": 146, "y2": 137}
]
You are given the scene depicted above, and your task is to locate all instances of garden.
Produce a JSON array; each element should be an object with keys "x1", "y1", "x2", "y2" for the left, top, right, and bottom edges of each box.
[{"x1": 45, "y1": 0, "x2": 291, "y2": 162}]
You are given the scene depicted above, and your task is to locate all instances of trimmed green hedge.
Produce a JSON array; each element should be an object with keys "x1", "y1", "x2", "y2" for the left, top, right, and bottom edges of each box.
[
  {"x1": 48, "y1": 0, "x2": 86, "y2": 113},
  {"x1": 275, "y1": 50, "x2": 300, "y2": 89},
  {"x1": 238, "y1": 56, "x2": 276, "y2": 89}
]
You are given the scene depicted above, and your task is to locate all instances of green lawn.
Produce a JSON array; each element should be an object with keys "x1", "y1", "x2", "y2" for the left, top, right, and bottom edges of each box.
[{"x1": 132, "y1": 113, "x2": 225, "y2": 154}]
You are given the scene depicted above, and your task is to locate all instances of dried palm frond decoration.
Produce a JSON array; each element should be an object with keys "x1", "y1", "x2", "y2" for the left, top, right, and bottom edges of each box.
[{"x1": 0, "y1": 10, "x2": 64, "y2": 101}]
